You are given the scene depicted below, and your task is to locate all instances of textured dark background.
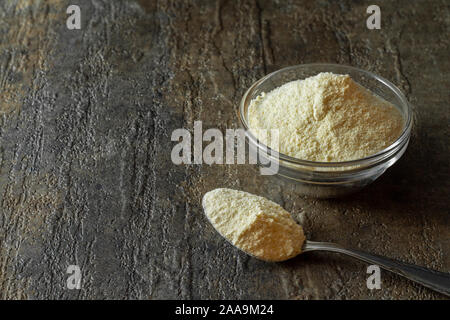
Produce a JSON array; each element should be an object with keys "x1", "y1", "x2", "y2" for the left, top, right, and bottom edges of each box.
[{"x1": 0, "y1": 0, "x2": 448, "y2": 299}]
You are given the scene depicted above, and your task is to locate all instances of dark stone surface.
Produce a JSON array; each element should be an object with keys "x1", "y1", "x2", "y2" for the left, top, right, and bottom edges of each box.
[{"x1": 0, "y1": 0, "x2": 448, "y2": 299}]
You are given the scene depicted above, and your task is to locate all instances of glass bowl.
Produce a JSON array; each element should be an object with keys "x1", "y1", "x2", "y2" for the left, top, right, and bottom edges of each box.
[{"x1": 238, "y1": 64, "x2": 412, "y2": 198}]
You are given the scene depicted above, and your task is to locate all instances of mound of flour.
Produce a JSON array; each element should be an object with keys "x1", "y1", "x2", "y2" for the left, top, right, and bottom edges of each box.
[
  {"x1": 248, "y1": 72, "x2": 404, "y2": 162},
  {"x1": 203, "y1": 188, "x2": 305, "y2": 262}
]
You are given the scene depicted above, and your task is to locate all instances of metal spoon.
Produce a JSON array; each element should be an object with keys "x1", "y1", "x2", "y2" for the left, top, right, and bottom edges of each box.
[
  {"x1": 203, "y1": 206, "x2": 450, "y2": 296},
  {"x1": 302, "y1": 240, "x2": 450, "y2": 296}
]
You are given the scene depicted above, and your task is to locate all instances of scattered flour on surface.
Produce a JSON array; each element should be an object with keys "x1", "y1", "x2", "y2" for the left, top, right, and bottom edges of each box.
[
  {"x1": 202, "y1": 188, "x2": 305, "y2": 262},
  {"x1": 248, "y1": 72, "x2": 404, "y2": 162}
]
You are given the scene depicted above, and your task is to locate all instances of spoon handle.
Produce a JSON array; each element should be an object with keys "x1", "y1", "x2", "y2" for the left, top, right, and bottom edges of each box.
[{"x1": 303, "y1": 240, "x2": 450, "y2": 296}]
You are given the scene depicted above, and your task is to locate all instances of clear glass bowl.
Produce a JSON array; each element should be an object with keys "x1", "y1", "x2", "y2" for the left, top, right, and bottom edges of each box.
[{"x1": 238, "y1": 64, "x2": 412, "y2": 198}]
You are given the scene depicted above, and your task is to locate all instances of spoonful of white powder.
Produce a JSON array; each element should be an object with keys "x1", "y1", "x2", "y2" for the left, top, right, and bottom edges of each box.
[
  {"x1": 202, "y1": 188, "x2": 450, "y2": 296},
  {"x1": 202, "y1": 188, "x2": 305, "y2": 262}
]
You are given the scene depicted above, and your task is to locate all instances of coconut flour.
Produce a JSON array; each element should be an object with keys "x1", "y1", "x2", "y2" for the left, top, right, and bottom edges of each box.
[
  {"x1": 248, "y1": 72, "x2": 404, "y2": 162},
  {"x1": 202, "y1": 188, "x2": 305, "y2": 262}
]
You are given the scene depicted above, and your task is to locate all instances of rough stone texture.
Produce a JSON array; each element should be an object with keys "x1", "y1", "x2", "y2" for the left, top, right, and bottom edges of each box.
[{"x1": 0, "y1": 0, "x2": 448, "y2": 300}]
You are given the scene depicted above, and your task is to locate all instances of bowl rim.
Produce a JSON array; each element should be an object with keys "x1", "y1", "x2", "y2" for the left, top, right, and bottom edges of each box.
[{"x1": 238, "y1": 63, "x2": 413, "y2": 168}]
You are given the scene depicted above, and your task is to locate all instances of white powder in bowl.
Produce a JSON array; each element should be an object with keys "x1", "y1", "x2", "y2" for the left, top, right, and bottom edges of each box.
[
  {"x1": 248, "y1": 72, "x2": 404, "y2": 162},
  {"x1": 202, "y1": 188, "x2": 305, "y2": 262}
]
